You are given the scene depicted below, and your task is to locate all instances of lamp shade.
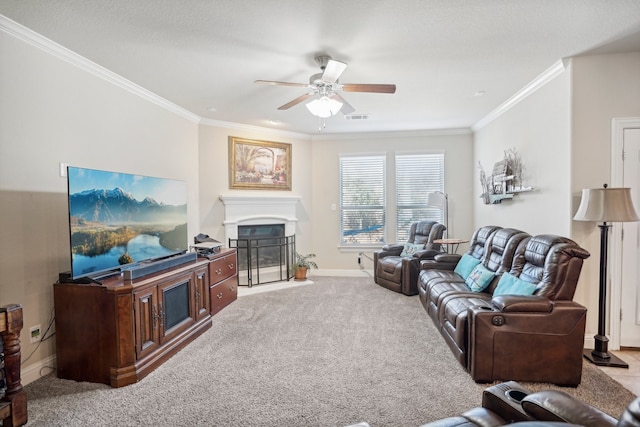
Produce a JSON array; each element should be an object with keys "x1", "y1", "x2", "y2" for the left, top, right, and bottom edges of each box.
[
  {"x1": 574, "y1": 187, "x2": 640, "y2": 222},
  {"x1": 427, "y1": 191, "x2": 447, "y2": 209},
  {"x1": 306, "y1": 96, "x2": 343, "y2": 118}
]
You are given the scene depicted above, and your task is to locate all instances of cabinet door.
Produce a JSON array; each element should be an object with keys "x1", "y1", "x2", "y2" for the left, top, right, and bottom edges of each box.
[
  {"x1": 157, "y1": 274, "x2": 196, "y2": 344},
  {"x1": 134, "y1": 287, "x2": 160, "y2": 360},
  {"x1": 194, "y1": 266, "x2": 210, "y2": 321}
]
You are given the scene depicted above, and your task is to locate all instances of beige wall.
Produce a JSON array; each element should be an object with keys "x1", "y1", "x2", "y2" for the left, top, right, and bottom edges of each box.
[
  {"x1": 197, "y1": 124, "x2": 313, "y2": 250},
  {"x1": 474, "y1": 52, "x2": 640, "y2": 344},
  {"x1": 473, "y1": 65, "x2": 573, "y2": 236},
  {"x1": 309, "y1": 131, "x2": 475, "y2": 272},
  {"x1": 197, "y1": 128, "x2": 474, "y2": 275},
  {"x1": 0, "y1": 29, "x2": 200, "y2": 382},
  {"x1": 570, "y1": 52, "x2": 640, "y2": 340}
]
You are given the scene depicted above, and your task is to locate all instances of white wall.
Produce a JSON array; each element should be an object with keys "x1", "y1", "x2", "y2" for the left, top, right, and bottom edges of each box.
[
  {"x1": 0, "y1": 27, "x2": 200, "y2": 383},
  {"x1": 310, "y1": 131, "x2": 475, "y2": 272}
]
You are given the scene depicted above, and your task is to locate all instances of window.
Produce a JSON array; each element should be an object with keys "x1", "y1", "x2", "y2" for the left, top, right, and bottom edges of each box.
[
  {"x1": 339, "y1": 155, "x2": 385, "y2": 245},
  {"x1": 339, "y1": 152, "x2": 444, "y2": 247},
  {"x1": 395, "y1": 153, "x2": 445, "y2": 242}
]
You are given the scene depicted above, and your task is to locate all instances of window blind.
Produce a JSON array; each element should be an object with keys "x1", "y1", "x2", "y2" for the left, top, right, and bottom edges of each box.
[
  {"x1": 395, "y1": 153, "x2": 444, "y2": 242},
  {"x1": 339, "y1": 155, "x2": 386, "y2": 245}
]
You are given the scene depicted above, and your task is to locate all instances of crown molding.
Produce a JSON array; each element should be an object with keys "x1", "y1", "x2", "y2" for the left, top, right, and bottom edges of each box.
[
  {"x1": 472, "y1": 58, "x2": 570, "y2": 131},
  {"x1": 310, "y1": 127, "x2": 472, "y2": 142},
  {"x1": 199, "y1": 118, "x2": 312, "y2": 141},
  {"x1": 0, "y1": 14, "x2": 201, "y2": 123}
]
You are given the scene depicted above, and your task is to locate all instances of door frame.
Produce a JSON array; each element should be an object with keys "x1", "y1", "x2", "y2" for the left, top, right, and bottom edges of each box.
[{"x1": 610, "y1": 117, "x2": 640, "y2": 350}]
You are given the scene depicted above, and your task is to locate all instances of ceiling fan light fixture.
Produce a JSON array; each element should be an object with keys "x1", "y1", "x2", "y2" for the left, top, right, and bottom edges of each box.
[{"x1": 306, "y1": 96, "x2": 343, "y2": 118}]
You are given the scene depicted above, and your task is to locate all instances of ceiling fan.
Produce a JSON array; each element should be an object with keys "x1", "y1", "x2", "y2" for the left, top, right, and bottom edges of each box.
[{"x1": 255, "y1": 55, "x2": 396, "y2": 118}]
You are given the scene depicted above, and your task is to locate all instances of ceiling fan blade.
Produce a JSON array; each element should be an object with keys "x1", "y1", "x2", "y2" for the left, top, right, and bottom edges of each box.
[
  {"x1": 321, "y1": 59, "x2": 347, "y2": 83},
  {"x1": 330, "y1": 94, "x2": 355, "y2": 115},
  {"x1": 342, "y1": 83, "x2": 396, "y2": 94},
  {"x1": 255, "y1": 80, "x2": 309, "y2": 88},
  {"x1": 277, "y1": 92, "x2": 315, "y2": 110}
]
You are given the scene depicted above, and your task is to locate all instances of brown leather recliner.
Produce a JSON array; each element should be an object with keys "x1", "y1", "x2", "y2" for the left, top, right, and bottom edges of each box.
[
  {"x1": 373, "y1": 221, "x2": 446, "y2": 296},
  {"x1": 419, "y1": 381, "x2": 640, "y2": 427},
  {"x1": 418, "y1": 228, "x2": 590, "y2": 386}
]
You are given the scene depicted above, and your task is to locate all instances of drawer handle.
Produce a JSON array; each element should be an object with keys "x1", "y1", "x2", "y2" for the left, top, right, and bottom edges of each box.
[
  {"x1": 228, "y1": 263, "x2": 234, "y2": 270},
  {"x1": 215, "y1": 268, "x2": 223, "y2": 275},
  {"x1": 229, "y1": 286, "x2": 235, "y2": 291},
  {"x1": 217, "y1": 292, "x2": 223, "y2": 299}
]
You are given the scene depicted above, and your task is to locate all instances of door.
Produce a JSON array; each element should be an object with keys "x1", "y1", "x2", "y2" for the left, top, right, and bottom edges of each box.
[
  {"x1": 621, "y1": 127, "x2": 640, "y2": 347},
  {"x1": 134, "y1": 287, "x2": 160, "y2": 359},
  {"x1": 194, "y1": 266, "x2": 211, "y2": 321}
]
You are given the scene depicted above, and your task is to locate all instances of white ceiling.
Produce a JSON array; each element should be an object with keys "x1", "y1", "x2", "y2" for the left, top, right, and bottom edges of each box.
[{"x1": 2, "y1": 0, "x2": 640, "y2": 135}]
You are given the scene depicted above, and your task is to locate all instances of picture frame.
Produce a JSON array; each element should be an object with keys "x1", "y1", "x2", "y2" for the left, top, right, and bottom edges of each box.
[{"x1": 228, "y1": 136, "x2": 292, "y2": 190}]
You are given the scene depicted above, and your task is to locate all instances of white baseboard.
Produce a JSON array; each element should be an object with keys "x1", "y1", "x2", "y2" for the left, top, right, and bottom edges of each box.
[
  {"x1": 311, "y1": 268, "x2": 373, "y2": 277},
  {"x1": 21, "y1": 354, "x2": 57, "y2": 386}
]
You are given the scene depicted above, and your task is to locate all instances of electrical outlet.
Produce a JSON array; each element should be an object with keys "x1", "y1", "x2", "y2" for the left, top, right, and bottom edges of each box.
[{"x1": 30, "y1": 324, "x2": 41, "y2": 343}]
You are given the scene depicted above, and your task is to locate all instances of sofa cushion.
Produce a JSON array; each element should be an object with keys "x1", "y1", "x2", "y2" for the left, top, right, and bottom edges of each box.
[
  {"x1": 454, "y1": 254, "x2": 481, "y2": 279},
  {"x1": 401, "y1": 242, "x2": 424, "y2": 257},
  {"x1": 494, "y1": 273, "x2": 537, "y2": 296},
  {"x1": 465, "y1": 264, "x2": 495, "y2": 292}
]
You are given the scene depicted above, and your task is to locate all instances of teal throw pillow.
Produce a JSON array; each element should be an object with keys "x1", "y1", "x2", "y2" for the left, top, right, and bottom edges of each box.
[
  {"x1": 494, "y1": 273, "x2": 537, "y2": 296},
  {"x1": 400, "y1": 243, "x2": 424, "y2": 257},
  {"x1": 465, "y1": 264, "x2": 495, "y2": 292},
  {"x1": 454, "y1": 254, "x2": 481, "y2": 280}
]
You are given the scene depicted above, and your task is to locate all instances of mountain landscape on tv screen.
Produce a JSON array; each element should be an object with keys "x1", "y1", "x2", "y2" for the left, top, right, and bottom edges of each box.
[{"x1": 69, "y1": 187, "x2": 187, "y2": 258}]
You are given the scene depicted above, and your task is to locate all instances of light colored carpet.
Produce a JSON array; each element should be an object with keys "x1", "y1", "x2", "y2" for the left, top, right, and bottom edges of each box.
[{"x1": 24, "y1": 277, "x2": 635, "y2": 426}]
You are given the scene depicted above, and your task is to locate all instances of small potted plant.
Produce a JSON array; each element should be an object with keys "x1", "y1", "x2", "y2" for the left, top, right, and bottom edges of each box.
[{"x1": 291, "y1": 251, "x2": 318, "y2": 281}]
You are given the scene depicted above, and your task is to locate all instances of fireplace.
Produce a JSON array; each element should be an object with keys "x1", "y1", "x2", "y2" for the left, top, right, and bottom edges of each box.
[
  {"x1": 237, "y1": 223, "x2": 286, "y2": 271},
  {"x1": 220, "y1": 195, "x2": 300, "y2": 286}
]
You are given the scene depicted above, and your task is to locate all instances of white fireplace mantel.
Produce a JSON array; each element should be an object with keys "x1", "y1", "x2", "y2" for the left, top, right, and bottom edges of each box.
[{"x1": 219, "y1": 195, "x2": 300, "y2": 241}]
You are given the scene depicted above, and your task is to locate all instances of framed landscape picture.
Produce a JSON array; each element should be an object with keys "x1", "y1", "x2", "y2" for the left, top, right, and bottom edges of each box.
[{"x1": 229, "y1": 136, "x2": 292, "y2": 190}]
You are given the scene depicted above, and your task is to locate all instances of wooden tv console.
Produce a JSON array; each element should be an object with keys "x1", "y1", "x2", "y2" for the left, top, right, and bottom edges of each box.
[{"x1": 54, "y1": 249, "x2": 237, "y2": 388}]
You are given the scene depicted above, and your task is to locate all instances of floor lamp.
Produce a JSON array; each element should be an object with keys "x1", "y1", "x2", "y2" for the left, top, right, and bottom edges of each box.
[
  {"x1": 573, "y1": 184, "x2": 640, "y2": 368},
  {"x1": 427, "y1": 191, "x2": 448, "y2": 236}
]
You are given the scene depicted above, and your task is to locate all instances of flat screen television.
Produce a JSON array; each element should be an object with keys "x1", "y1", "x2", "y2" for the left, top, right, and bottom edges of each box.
[{"x1": 66, "y1": 166, "x2": 188, "y2": 280}]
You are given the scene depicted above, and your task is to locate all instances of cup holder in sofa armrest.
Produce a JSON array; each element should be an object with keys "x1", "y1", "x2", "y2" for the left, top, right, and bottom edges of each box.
[{"x1": 506, "y1": 389, "x2": 528, "y2": 403}]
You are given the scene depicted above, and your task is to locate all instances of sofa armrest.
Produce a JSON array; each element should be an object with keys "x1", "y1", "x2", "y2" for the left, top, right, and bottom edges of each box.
[
  {"x1": 434, "y1": 253, "x2": 462, "y2": 263},
  {"x1": 420, "y1": 253, "x2": 461, "y2": 271},
  {"x1": 414, "y1": 248, "x2": 444, "y2": 261},
  {"x1": 491, "y1": 295, "x2": 553, "y2": 313},
  {"x1": 521, "y1": 391, "x2": 617, "y2": 426},
  {"x1": 467, "y1": 301, "x2": 587, "y2": 385},
  {"x1": 377, "y1": 244, "x2": 404, "y2": 257},
  {"x1": 383, "y1": 243, "x2": 404, "y2": 251}
]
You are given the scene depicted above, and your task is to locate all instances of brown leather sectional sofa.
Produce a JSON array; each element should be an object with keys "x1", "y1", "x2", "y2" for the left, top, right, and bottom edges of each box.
[
  {"x1": 419, "y1": 380, "x2": 640, "y2": 426},
  {"x1": 418, "y1": 226, "x2": 591, "y2": 386}
]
